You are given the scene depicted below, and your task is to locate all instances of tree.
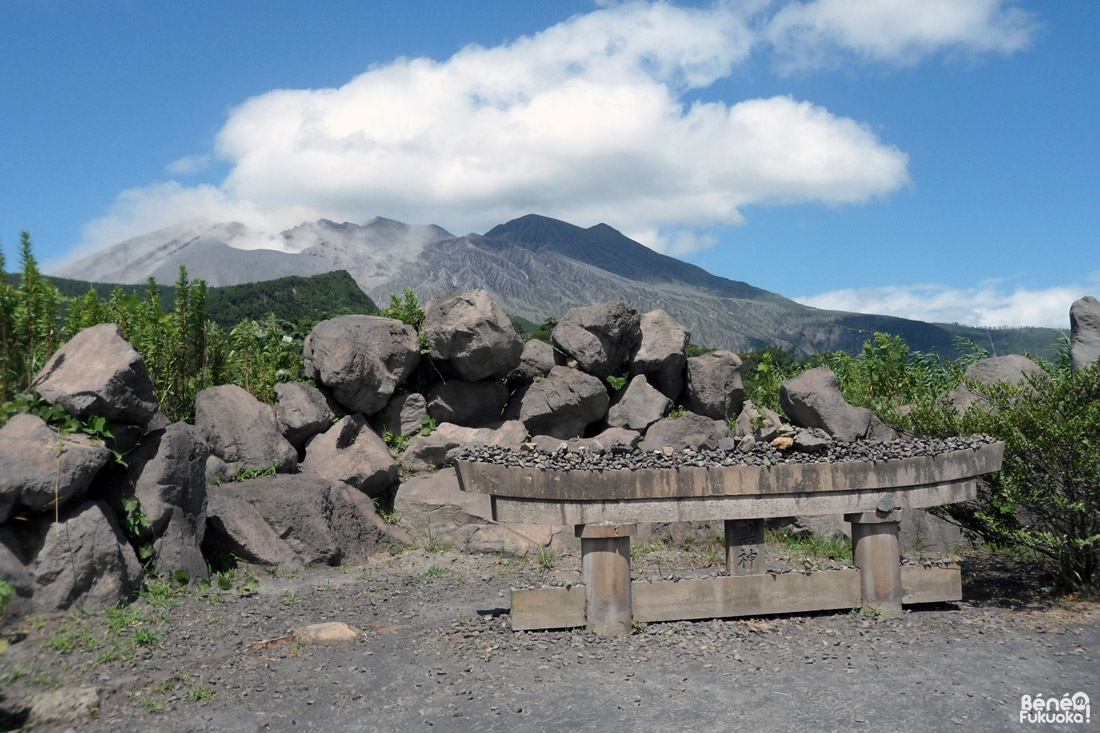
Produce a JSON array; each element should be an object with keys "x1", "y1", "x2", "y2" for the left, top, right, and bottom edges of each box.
[{"x1": 0, "y1": 232, "x2": 61, "y2": 399}]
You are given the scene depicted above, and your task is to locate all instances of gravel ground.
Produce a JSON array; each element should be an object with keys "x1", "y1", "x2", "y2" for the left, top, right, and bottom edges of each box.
[{"x1": 2, "y1": 545, "x2": 1097, "y2": 732}]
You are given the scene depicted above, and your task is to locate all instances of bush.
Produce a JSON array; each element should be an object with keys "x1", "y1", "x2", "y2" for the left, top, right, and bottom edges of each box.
[{"x1": 932, "y1": 363, "x2": 1100, "y2": 591}]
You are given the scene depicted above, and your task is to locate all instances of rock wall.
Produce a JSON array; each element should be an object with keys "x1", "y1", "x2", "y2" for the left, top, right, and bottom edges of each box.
[{"x1": 6, "y1": 289, "x2": 1089, "y2": 617}]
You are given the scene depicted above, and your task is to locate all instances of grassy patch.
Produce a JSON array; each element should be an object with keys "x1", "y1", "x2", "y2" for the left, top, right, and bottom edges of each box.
[
  {"x1": 631, "y1": 540, "x2": 668, "y2": 559},
  {"x1": 537, "y1": 546, "x2": 556, "y2": 572},
  {"x1": 766, "y1": 529, "x2": 852, "y2": 563}
]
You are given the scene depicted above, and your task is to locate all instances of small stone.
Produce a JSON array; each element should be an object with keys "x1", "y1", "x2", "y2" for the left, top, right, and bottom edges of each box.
[{"x1": 295, "y1": 622, "x2": 362, "y2": 645}]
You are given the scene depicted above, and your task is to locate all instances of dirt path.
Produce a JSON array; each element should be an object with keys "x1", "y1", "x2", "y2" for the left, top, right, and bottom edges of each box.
[{"x1": 2, "y1": 548, "x2": 1097, "y2": 732}]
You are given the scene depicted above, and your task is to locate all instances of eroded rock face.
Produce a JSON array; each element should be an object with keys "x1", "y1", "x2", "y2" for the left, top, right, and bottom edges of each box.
[
  {"x1": 30, "y1": 323, "x2": 157, "y2": 426},
  {"x1": 508, "y1": 339, "x2": 559, "y2": 384},
  {"x1": 425, "y1": 380, "x2": 510, "y2": 428},
  {"x1": 643, "y1": 412, "x2": 732, "y2": 451},
  {"x1": 0, "y1": 414, "x2": 111, "y2": 523},
  {"x1": 631, "y1": 309, "x2": 690, "y2": 400},
  {"x1": 517, "y1": 366, "x2": 610, "y2": 439},
  {"x1": 552, "y1": 302, "x2": 641, "y2": 379},
  {"x1": 275, "y1": 382, "x2": 340, "y2": 452},
  {"x1": 374, "y1": 392, "x2": 429, "y2": 438},
  {"x1": 422, "y1": 290, "x2": 523, "y2": 381},
  {"x1": 685, "y1": 350, "x2": 745, "y2": 421},
  {"x1": 1070, "y1": 295, "x2": 1100, "y2": 372},
  {"x1": 31, "y1": 501, "x2": 143, "y2": 612},
  {"x1": 303, "y1": 315, "x2": 420, "y2": 415},
  {"x1": 195, "y1": 384, "x2": 298, "y2": 483},
  {"x1": 126, "y1": 423, "x2": 208, "y2": 536},
  {"x1": 607, "y1": 375, "x2": 671, "y2": 431},
  {"x1": 204, "y1": 475, "x2": 401, "y2": 569},
  {"x1": 124, "y1": 422, "x2": 209, "y2": 581},
  {"x1": 779, "y1": 367, "x2": 893, "y2": 442},
  {"x1": 300, "y1": 414, "x2": 398, "y2": 498}
]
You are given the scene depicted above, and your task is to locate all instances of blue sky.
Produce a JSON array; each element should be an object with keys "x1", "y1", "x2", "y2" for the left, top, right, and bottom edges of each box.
[{"x1": 2, "y1": 0, "x2": 1097, "y2": 328}]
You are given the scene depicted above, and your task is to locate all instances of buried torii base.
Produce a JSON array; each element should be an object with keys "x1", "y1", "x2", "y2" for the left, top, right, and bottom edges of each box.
[{"x1": 456, "y1": 442, "x2": 1003, "y2": 635}]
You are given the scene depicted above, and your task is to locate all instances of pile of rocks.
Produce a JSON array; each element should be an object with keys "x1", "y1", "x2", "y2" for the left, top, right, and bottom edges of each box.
[
  {"x1": 2, "y1": 290, "x2": 1097, "y2": 619},
  {"x1": 454, "y1": 434, "x2": 999, "y2": 472}
]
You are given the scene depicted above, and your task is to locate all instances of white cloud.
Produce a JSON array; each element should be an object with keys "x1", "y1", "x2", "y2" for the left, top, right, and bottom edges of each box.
[
  {"x1": 766, "y1": 0, "x2": 1038, "y2": 71},
  {"x1": 633, "y1": 227, "x2": 719, "y2": 256},
  {"x1": 165, "y1": 154, "x2": 212, "y2": 176},
  {"x1": 795, "y1": 274, "x2": 1100, "y2": 328},
  {"x1": 73, "y1": 1, "x2": 1037, "y2": 256}
]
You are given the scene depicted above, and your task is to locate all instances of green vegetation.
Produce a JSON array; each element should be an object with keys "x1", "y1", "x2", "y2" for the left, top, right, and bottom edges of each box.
[
  {"x1": 0, "y1": 234, "x2": 335, "y2": 421},
  {"x1": 739, "y1": 330, "x2": 1097, "y2": 592},
  {"x1": 766, "y1": 529, "x2": 853, "y2": 564},
  {"x1": 930, "y1": 362, "x2": 1100, "y2": 591},
  {"x1": 381, "y1": 286, "x2": 425, "y2": 330},
  {"x1": 537, "y1": 545, "x2": 556, "y2": 571},
  {"x1": 0, "y1": 232, "x2": 61, "y2": 401},
  {"x1": 204, "y1": 270, "x2": 377, "y2": 328},
  {"x1": 0, "y1": 578, "x2": 15, "y2": 617}
]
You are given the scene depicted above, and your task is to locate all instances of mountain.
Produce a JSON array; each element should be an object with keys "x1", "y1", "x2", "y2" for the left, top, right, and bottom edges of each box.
[{"x1": 52, "y1": 214, "x2": 1065, "y2": 358}]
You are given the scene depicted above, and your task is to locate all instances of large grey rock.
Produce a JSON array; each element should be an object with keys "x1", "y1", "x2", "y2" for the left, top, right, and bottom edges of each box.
[
  {"x1": 195, "y1": 384, "x2": 298, "y2": 483},
  {"x1": 204, "y1": 491, "x2": 301, "y2": 570},
  {"x1": 643, "y1": 412, "x2": 732, "y2": 451},
  {"x1": 152, "y1": 507, "x2": 210, "y2": 583},
  {"x1": 328, "y1": 483, "x2": 414, "y2": 559},
  {"x1": 395, "y1": 468, "x2": 573, "y2": 556},
  {"x1": 951, "y1": 354, "x2": 1045, "y2": 415},
  {"x1": 206, "y1": 476, "x2": 341, "y2": 568},
  {"x1": 395, "y1": 469, "x2": 493, "y2": 532},
  {"x1": 552, "y1": 302, "x2": 641, "y2": 379},
  {"x1": 631, "y1": 309, "x2": 690, "y2": 399},
  {"x1": 0, "y1": 414, "x2": 111, "y2": 523},
  {"x1": 30, "y1": 323, "x2": 157, "y2": 426},
  {"x1": 401, "y1": 421, "x2": 528, "y2": 472},
  {"x1": 374, "y1": 392, "x2": 429, "y2": 438},
  {"x1": 303, "y1": 315, "x2": 420, "y2": 415},
  {"x1": 779, "y1": 367, "x2": 894, "y2": 442},
  {"x1": 508, "y1": 339, "x2": 560, "y2": 384},
  {"x1": 607, "y1": 375, "x2": 672, "y2": 431},
  {"x1": 425, "y1": 380, "x2": 510, "y2": 427},
  {"x1": 275, "y1": 381, "x2": 340, "y2": 452},
  {"x1": 126, "y1": 423, "x2": 208, "y2": 536},
  {"x1": 29, "y1": 686, "x2": 101, "y2": 728},
  {"x1": 517, "y1": 366, "x2": 610, "y2": 439},
  {"x1": 1070, "y1": 295, "x2": 1100, "y2": 372},
  {"x1": 300, "y1": 414, "x2": 398, "y2": 497},
  {"x1": 422, "y1": 290, "x2": 523, "y2": 381},
  {"x1": 685, "y1": 350, "x2": 745, "y2": 420},
  {"x1": 122, "y1": 422, "x2": 209, "y2": 581},
  {"x1": 32, "y1": 501, "x2": 143, "y2": 612},
  {"x1": 205, "y1": 475, "x2": 401, "y2": 569}
]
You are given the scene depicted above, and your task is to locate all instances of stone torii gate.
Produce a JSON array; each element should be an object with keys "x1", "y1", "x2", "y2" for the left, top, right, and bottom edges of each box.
[{"x1": 456, "y1": 441, "x2": 1004, "y2": 635}]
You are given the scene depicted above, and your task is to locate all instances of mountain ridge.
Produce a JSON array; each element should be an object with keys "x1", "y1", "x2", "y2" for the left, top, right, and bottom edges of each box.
[{"x1": 52, "y1": 213, "x2": 1064, "y2": 358}]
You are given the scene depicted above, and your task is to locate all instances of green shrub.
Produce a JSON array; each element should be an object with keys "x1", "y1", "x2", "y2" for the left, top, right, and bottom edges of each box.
[{"x1": 926, "y1": 363, "x2": 1100, "y2": 591}]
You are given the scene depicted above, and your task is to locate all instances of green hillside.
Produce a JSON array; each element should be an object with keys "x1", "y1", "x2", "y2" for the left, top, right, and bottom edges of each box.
[
  {"x1": 203, "y1": 270, "x2": 378, "y2": 327},
  {"x1": 11, "y1": 269, "x2": 379, "y2": 328}
]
